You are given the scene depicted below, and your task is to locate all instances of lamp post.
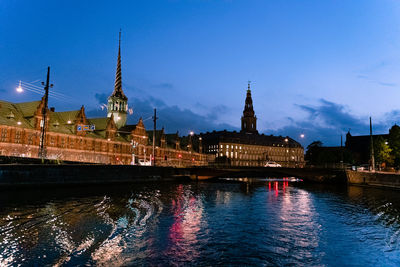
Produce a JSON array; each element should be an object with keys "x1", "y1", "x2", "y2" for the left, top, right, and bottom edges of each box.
[
  {"x1": 38, "y1": 67, "x2": 53, "y2": 160},
  {"x1": 131, "y1": 140, "x2": 138, "y2": 165}
]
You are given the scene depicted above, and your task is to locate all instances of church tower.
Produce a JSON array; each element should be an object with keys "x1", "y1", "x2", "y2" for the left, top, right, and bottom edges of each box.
[
  {"x1": 107, "y1": 31, "x2": 128, "y2": 128},
  {"x1": 241, "y1": 82, "x2": 258, "y2": 134}
]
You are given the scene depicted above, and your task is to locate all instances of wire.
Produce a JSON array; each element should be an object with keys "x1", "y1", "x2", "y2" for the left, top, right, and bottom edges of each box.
[
  {"x1": 18, "y1": 82, "x2": 78, "y2": 105},
  {"x1": 21, "y1": 81, "x2": 73, "y2": 99}
]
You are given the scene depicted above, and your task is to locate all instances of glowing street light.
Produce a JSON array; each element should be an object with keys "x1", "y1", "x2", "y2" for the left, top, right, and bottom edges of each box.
[
  {"x1": 16, "y1": 81, "x2": 23, "y2": 93},
  {"x1": 190, "y1": 131, "x2": 194, "y2": 136},
  {"x1": 300, "y1": 134, "x2": 305, "y2": 138}
]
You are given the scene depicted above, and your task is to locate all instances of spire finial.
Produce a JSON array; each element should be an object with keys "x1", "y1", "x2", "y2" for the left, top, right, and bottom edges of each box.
[
  {"x1": 247, "y1": 80, "x2": 251, "y2": 90},
  {"x1": 110, "y1": 30, "x2": 127, "y2": 100},
  {"x1": 119, "y1": 29, "x2": 121, "y2": 48}
]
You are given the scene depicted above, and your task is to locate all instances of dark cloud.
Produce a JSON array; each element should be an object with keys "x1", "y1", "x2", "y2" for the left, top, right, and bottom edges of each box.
[
  {"x1": 153, "y1": 83, "x2": 174, "y2": 90},
  {"x1": 265, "y1": 99, "x2": 391, "y2": 147},
  {"x1": 128, "y1": 97, "x2": 237, "y2": 134},
  {"x1": 89, "y1": 91, "x2": 238, "y2": 134},
  {"x1": 95, "y1": 93, "x2": 108, "y2": 105}
]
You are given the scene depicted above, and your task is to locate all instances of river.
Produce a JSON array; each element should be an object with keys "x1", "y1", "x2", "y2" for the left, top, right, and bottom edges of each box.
[{"x1": 1, "y1": 179, "x2": 400, "y2": 266}]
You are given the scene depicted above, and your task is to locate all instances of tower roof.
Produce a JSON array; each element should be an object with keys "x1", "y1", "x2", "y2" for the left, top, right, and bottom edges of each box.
[
  {"x1": 110, "y1": 30, "x2": 127, "y2": 100},
  {"x1": 243, "y1": 81, "x2": 255, "y2": 116}
]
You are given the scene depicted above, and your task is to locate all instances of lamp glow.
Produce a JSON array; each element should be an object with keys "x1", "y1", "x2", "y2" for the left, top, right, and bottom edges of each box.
[{"x1": 16, "y1": 81, "x2": 23, "y2": 93}]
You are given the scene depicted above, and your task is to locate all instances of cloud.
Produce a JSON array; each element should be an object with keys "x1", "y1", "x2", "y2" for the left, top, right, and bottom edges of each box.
[
  {"x1": 152, "y1": 83, "x2": 174, "y2": 90},
  {"x1": 128, "y1": 97, "x2": 237, "y2": 134},
  {"x1": 89, "y1": 90, "x2": 238, "y2": 134},
  {"x1": 356, "y1": 74, "x2": 397, "y2": 87},
  {"x1": 95, "y1": 93, "x2": 108, "y2": 105},
  {"x1": 265, "y1": 99, "x2": 391, "y2": 147}
]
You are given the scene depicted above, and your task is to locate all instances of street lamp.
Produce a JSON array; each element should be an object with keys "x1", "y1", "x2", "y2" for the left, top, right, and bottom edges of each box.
[
  {"x1": 131, "y1": 140, "x2": 138, "y2": 165},
  {"x1": 16, "y1": 81, "x2": 23, "y2": 93}
]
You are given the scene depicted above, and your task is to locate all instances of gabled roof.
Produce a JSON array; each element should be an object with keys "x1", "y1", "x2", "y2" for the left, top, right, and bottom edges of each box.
[
  {"x1": 48, "y1": 110, "x2": 80, "y2": 134},
  {"x1": 88, "y1": 117, "x2": 110, "y2": 131},
  {"x1": 14, "y1": 100, "x2": 41, "y2": 117},
  {"x1": 0, "y1": 100, "x2": 38, "y2": 128},
  {"x1": 119, "y1": 124, "x2": 137, "y2": 133}
]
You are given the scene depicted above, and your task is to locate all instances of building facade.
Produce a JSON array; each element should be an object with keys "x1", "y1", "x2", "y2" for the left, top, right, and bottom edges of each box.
[
  {"x1": 0, "y1": 34, "x2": 207, "y2": 167},
  {"x1": 201, "y1": 83, "x2": 304, "y2": 167}
]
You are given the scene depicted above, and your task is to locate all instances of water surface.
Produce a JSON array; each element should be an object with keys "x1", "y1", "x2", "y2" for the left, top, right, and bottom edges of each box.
[{"x1": 1, "y1": 180, "x2": 400, "y2": 266}]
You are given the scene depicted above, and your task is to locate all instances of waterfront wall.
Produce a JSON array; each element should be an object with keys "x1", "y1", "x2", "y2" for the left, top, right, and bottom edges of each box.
[
  {"x1": 346, "y1": 170, "x2": 400, "y2": 189},
  {"x1": 0, "y1": 165, "x2": 191, "y2": 186}
]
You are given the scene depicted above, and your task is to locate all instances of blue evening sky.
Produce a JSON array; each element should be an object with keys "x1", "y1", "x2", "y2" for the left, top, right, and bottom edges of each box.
[{"x1": 1, "y1": 0, "x2": 400, "y2": 146}]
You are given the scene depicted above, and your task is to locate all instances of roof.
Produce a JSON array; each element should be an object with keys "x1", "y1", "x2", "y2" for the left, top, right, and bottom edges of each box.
[
  {"x1": 147, "y1": 130, "x2": 164, "y2": 146},
  {"x1": 0, "y1": 99, "x2": 127, "y2": 141},
  {"x1": 0, "y1": 100, "x2": 40, "y2": 129},
  {"x1": 200, "y1": 130, "x2": 303, "y2": 148},
  {"x1": 119, "y1": 124, "x2": 137, "y2": 133}
]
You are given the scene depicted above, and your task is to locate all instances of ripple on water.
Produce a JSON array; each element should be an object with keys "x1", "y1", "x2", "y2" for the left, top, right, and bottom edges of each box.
[{"x1": 1, "y1": 182, "x2": 400, "y2": 266}]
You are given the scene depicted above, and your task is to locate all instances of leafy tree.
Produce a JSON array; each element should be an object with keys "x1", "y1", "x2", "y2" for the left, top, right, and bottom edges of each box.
[
  {"x1": 373, "y1": 136, "x2": 393, "y2": 166},
  {"x1": 389, "y1": 125, "x2": 400, "y2": 167},
  {"x1": 305, "y1": 141, "x2": 323, "y2": 164}
]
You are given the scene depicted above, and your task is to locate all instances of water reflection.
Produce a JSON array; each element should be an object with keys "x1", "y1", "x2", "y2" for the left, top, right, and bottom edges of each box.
[
  {"x1": 166, "y1": 184, "x2": 206, "y2": 262},
  {"x1": 0, "y1": 181, "x2": 400, "y2": 265}
]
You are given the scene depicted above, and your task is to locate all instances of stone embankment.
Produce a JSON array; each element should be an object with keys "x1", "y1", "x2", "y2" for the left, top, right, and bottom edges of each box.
[
  {"x1": 0, "y1": 165, "x2": 191, "y2": 187},
  {"x1": 346, "y1": 170, "x2": 400, "y2": 189}
]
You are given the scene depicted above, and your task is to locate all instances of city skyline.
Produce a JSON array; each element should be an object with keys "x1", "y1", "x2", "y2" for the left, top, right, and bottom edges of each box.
[{"x1": 2, "y1": 0, "x2": 400, "y2": 146}]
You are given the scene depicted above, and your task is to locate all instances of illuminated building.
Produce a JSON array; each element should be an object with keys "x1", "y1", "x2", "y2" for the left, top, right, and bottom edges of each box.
[
  {"x1": 201, "y1": 83, "x2": 305, "y2": 167},
  {"x1": 0, "y1": 33, "x2": 206, "y2": 166}
]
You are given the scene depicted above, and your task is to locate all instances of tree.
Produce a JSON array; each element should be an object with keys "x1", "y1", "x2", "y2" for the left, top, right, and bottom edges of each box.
[
  {"x1": 305, "y1": 141, "x2": 323, "y2": 164},
  {"x1": 374, "y1": 136, "x2": 393, "y2": 166},
  {"x1": 389, "y1": 125, "x2": 400, "y2": 167}
]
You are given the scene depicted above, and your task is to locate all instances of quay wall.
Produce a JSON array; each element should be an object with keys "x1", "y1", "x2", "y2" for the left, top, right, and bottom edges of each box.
[
  {"x1": 346, "y1": 170, "x2": 400, "y2": 189},
  {"x1": 0, "y1": 165, "x2": 191, "y2": 187}
]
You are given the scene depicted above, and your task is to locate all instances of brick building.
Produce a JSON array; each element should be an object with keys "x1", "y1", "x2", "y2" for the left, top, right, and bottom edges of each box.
[{"x1": 0, "y1": 33, "x2": 207, "y2": 166}]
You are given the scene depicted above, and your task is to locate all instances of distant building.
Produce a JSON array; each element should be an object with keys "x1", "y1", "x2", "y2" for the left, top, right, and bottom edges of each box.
[
  {"x1": 201, "y1": 83, "x2": 304, "y2": 167},
  {"x1": 345, "y1": 131, "x2": 388, "y2": 164},
  {"x1": 0, "y1": 33, "x2": 206, "y2": 166}
]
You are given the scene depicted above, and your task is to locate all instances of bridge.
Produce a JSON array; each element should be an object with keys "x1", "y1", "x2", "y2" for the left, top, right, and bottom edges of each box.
[
  {"x1": 0, "y1": 164, "x2": 347, "y2": 187},
  {"x1": 187, "y1": 166, "x2": 347, "y2": 184}
]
